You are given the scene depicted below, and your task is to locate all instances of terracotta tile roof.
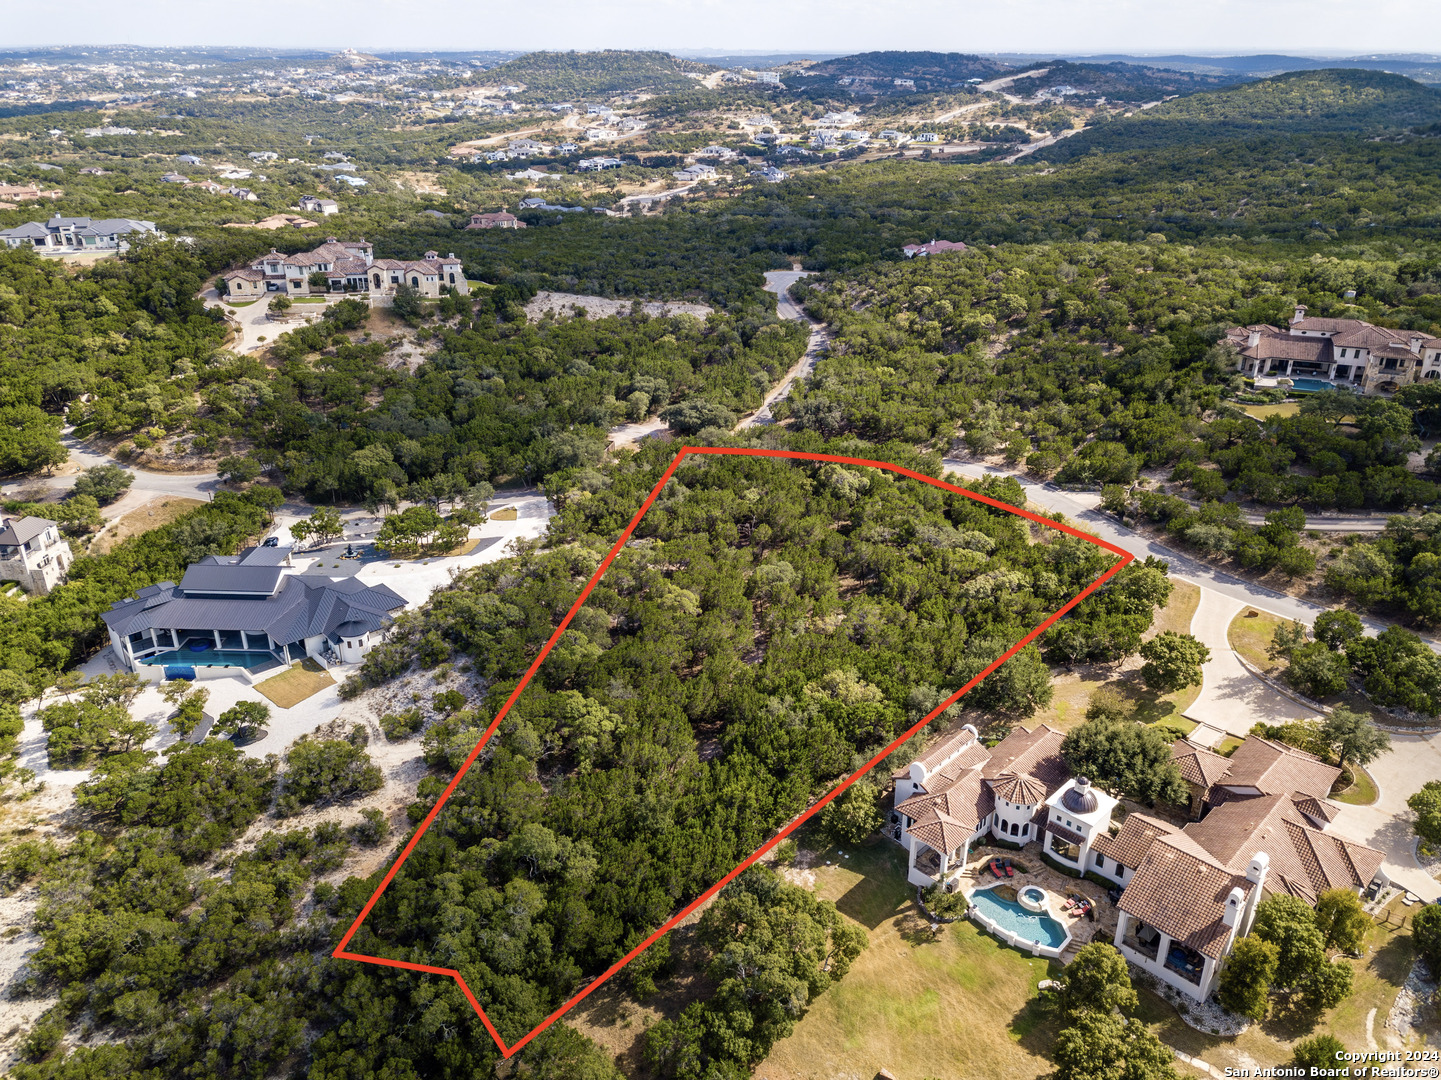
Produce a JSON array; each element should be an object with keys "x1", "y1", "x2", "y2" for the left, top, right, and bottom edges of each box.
[
  {"x1": 892, "y1": 726, "x2": 987, "y2": 783},
  {"x1": 1293, "y1": 316, "x2": 1371, "y2": 334},
  {"x1": 1241, "y1": 335, "x2": 1331, "y2": 363},
  {"x1": 897, "y1": 769, "x2": 993, "y2": 842},
  {"x1": 1046, "y1": 822, "x2": 1087, "y2": 846},
  {"x1": 990, "y1": 771, "x2": 1049, "y2": 805},
  {"x1": 982, "y1": 724, "x2": 1069, "y2": 794},
  {"x1": 1119, "y1": 833, "x2": 1252, "y2": 960},
  {"x1": 223, "y1": 268, "x2": 266, "y2": 281},
  {"x1": 1183, "y1": 792, "x2": 1383, "y2": 903},
  {"x1": 909, "y1": 813, "x2": 975, "y2": 857},
  {"x1": 1172, "y1": 739, "x2": 1231, "y2": 789},
  {"x1": 1291, "y1": 793, "x2": 1340, "y2": 826},
  {"x1": 1093, "y1": 813, "x2": 1179, "y2": 869},
  {"x1": 1218, "y1": 738, "x2": 1340, "y2": 801},
  {"x1": 1330, "y1": 323, "x2": 1408, "y2": 348},
  {"x1": 913, "y1": 726, "x2": 982, "y2": 772}
]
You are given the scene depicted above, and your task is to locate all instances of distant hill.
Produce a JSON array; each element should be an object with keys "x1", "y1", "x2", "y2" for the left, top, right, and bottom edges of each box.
[
  {"x1": 1065, "y1": 53, "x2": 1441, "y2": 84},
  {"x1": 1004, "y1": 60, "x2": 1241, "y2": 104},
  {"x1": 807, "y1": 51, "x2": 1021, "y2": 84},
  {"x1": 1036, "y1": 69, "x2": 1441, "y2": 162},
  {"x1": 673, "y1": 52, "x2": 841, "y2": 69},
  {"x1": 482, "y1": 50, "x2": 715, "y2": 99}
]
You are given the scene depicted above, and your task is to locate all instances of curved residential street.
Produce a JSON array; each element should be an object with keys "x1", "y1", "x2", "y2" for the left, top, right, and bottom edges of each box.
[{"x1": 943, "y1": 456, "x2": 1441, "y2": 901}]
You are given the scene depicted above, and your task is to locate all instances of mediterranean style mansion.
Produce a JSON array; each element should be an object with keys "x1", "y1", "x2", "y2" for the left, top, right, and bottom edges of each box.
[
  {"x1": 221, "y1": 238, "x2": 466, "y2": 300},
  {"x1": 893, "y1": 722, "x2": 1384, "y2": 1004},
  {"x1": 1228, "y1": 304, "x2": 1441, "y2": 395}
]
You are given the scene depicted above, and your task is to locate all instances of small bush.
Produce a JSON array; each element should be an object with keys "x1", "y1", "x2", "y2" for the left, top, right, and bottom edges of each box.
[
  {"x1": 381, "y1": 707, "x2": 425, "y2": 741},
  {"x1": 921, "y1": 883, "x2": 968, "y2": 919},
  {"x1": 349, "y1": 807, "x2": 390, "y2": 847}
]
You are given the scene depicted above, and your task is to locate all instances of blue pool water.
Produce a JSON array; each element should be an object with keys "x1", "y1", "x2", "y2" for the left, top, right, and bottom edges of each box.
[
  {"x1": 142, "y1": 649, "x2": 279, "y2": 669},
  {"x1": 1289, "y1": 378, "x2": 1337, "y2": 393},
  {"x1": 969, "y1": 888, "x2": 1069, "y2": 949}
]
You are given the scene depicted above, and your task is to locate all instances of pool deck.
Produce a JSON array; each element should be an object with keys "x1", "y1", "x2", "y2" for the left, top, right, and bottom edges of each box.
[{"x1": 960, "y1": 842, "x2": 1119, "y2": 960}]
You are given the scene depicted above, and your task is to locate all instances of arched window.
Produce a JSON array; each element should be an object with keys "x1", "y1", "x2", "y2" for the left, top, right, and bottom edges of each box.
[
  {"x1": 1020, "y1": 823, "x2": 1028, "y2": 837},
  {"x1": 373, "y1": 273, "x2": 381, "y2": 288},
  {"x1": 411, "y1": 276, "x2": 419, "y2": 288}
]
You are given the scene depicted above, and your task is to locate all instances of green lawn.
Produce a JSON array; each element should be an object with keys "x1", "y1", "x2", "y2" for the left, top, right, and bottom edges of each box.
[
  {"x1": 1228, "y1": 608, "x2": 1286, "y2": 672},
  {"x1": 1238, "y1": 402, "x2": 1302, "y2": 420},
  {"x1": 1332, "y1": 765, "x2": 1380, "y2": 806},
  {"x1": 761, "y1": 839, "x2": 1060, "y2": 1080},
  {"x1": 254, "y1": 659, "x2": 335, "y2": 708},
  {"x1": 1031, "y1": 579, "x2": 1203, "y2": 734}
]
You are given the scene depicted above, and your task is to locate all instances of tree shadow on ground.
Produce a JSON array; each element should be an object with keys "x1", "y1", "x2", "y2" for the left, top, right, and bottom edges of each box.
[{"x1": 895, "y1": 909, "x2": 947, "y2": 948}]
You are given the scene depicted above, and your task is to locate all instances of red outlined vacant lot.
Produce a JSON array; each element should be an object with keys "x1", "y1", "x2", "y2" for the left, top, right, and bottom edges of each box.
[{"x1": 335, "y1": 446, "x2": 1132, "y2": 1056}]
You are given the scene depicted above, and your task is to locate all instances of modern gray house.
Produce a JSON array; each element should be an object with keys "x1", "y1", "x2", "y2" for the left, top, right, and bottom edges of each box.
[
  {"x1": 101, "y1": 545, "x2": 405, "y2": 681},
  {"x1": 0, "y1": 212, "x2": 161, "y2": 252}
]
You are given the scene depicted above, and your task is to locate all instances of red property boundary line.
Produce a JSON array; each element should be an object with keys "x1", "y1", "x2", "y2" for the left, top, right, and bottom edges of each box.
[{"x1": 334, "y1": 446, "x2": 1133, "y2": 1056}]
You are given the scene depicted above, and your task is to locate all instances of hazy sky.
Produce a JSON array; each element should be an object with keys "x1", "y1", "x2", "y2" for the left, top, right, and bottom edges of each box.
[{"x1": 8, "y1": 0, "x2": 1441, "y2": 56}]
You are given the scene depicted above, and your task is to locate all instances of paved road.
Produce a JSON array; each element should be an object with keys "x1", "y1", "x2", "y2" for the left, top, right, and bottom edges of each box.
[
  {"x1": 940, "y1": 458, "x2": 1438, "y2": 649},
  {"x1": 2, "y1": 429, "x2": 222, "y2": 545},
  {"x1": 977, "y1": 69, "x2": 1049, "y2": 94},
  {"x1": 740, "y1": 271, "x2": 828, "y2": 428},
  {"x1": 606, "y1": 269, "x2": 826, "y2": 442},
  {"x1": 1182, "y1": 589, "x2": 1321, "y2": 746}
]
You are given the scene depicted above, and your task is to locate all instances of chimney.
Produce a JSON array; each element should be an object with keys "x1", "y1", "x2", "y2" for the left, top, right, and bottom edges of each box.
[
  {"x1": 1221, "y1": 886, "x2": 1245, "y2": 928},
  {"x1": 1410, "y1": 336, "x2": 1422, "y2": 355},
  {"x1": 1240, "y1": 852, "x2": 1270, "y2": 936},
  {"x1": 1247, "y1": 328, "x2": 1261, "y2": 348},
  {"x1": 1291, "y1": 304, "x2": 1307, "y2": 326}
]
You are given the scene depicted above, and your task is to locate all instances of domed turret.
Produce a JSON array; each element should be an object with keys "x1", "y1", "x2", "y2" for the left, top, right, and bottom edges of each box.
[{"x1": 1062, "y1": 776, "x2": 1099, "y2": 815}]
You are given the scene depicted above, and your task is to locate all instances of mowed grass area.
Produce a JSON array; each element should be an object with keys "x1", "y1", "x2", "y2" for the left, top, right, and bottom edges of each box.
[
  {"x1": 1238, "y1": 401, "x2": 1302, "y2": 420},
  {"x1": 761, "y1": 839, "x2": 1060, "y2": 1080},
  {"x1": 1227, "y1": 607, "x2": 1397, "y2": 729},
  {"x1": 1148, "y1": 579, "x2": 1202, "y2": 638},
  {"x1": 91, "y1": 497, "x2": 206, "y2": 554},
  {"x1": 1228, "y1": 608, "x2": 1286, "y2": 672},
  {"x1": 1332, "y1": 765, "x2": 1380, "y2": 806},
  {"x1": 1138, "y1": 896, "x2": 1422, "y2": 1071},
  {"x1": 254, "y1": 659, "x2": 335, "y2": 708},
  {"x1": 1030, "y1": 578, "x2": 1203, "y2": 735}
]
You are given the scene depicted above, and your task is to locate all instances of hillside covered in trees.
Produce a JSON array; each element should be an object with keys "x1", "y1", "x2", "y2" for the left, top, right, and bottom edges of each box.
[{"x1": 483, "y1": 50, "x2": 714, "y2": 99}]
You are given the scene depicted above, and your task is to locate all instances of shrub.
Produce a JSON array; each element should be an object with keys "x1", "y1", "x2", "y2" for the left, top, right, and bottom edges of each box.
[
  {"x1": 349, "y1": 807, "x2": 390, "y2": 847},
  {"x1": 277, "y1": 737, "x2": 383, "y2": 815},
  {"x1": 381, "y1": 707, "x2": 426, "y2": 741},
  {"x1": 920, "y1": 883, "x2": 968, "y2": 919}
]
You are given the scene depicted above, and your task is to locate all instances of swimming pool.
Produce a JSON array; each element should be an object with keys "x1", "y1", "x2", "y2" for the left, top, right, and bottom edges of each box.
[
  {"x1": 1288, "y1": 378, "x2": 1338, "y2": 393},
  {"x1": 969, "y1": 886, "x2": 1069, "y2": 952},
  {"x1": 141, "y1": 648, "x2": 280, "y2": 669}
]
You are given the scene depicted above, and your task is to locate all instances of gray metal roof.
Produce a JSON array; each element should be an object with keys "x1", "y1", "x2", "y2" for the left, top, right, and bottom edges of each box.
[
  {"x1": 0, "y1": 516, "x2": 54, "y2": 546},
  {"x1": 102, "y1": 572, "x2": 405, "y2": 646},
  {"x1": 1, "y1": 222, "x2": 53, "y2": 238},
  {"x1": 179, "y1": 563, "x2": 285, "y2": 596},
  {"x1": 239, "y1": 544, "x2": 293, "y2": 566}
]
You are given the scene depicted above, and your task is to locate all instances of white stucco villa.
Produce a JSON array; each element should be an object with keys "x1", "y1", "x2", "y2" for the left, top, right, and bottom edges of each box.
[{"x1": 893, "y1": 724, "x2": 1387, "y2": 1003}]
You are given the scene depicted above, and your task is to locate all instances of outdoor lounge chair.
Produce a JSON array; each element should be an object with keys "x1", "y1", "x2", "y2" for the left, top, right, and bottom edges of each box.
[
  {"x1": 1002, "y1": 858, "x2": 1015, "y2": 877},
  {"x1": 989, "y1": 858, "x2": 1005, "y2": 878}
]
